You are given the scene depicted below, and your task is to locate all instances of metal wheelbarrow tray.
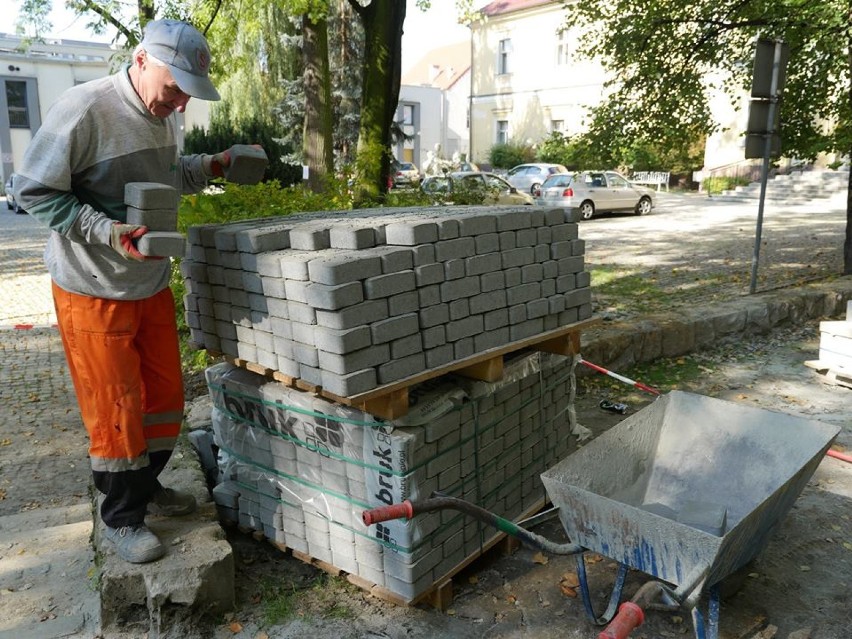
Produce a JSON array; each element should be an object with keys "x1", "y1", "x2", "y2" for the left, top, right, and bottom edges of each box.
[
  {"x1": 362, "y1": 390, "x2": 839, "y2": 638},
  {"x1": 541, "y1": 390, "x2": 839, "y2": 637}
]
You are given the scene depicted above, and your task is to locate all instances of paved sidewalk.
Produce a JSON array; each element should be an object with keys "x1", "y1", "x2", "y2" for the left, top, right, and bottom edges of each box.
[
  {"x1": 0, "y1": 213, "x2": 95, "y2": 636},
  {"x1": 0, "y1": 210, "x2": 56, "y2": 327}
]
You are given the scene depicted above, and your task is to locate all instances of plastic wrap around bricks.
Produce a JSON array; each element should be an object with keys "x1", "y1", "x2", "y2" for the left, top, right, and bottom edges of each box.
[
  {"x1": 124, "y1": 182, "x2": 187, "y2": 258},
  {"x1": 182, "y1": 206, "x2": 591, "y2": 395},
  {"x1": 205, "y1": 349, "x2": 581, "y2": 600}
]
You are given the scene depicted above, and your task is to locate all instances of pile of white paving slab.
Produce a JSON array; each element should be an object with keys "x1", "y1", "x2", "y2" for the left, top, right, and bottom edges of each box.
[
  {"x1": 182, "y1": 204, "x2": 593, "y2": 600},
  {"x1": 206, "y1": 350, "x2": 585, "y2": 601},
  {"x1": 182, "y1": 205, "x2": 591, "y2": 397}
]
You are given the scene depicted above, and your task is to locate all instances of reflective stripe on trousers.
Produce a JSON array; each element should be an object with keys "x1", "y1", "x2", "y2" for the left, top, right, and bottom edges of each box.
[{"x1": 52, "y1": 282, "x2": 185, "y2": 526}]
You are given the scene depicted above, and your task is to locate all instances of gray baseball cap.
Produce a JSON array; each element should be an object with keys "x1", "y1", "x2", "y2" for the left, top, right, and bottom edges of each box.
[{"x1": 141, "y1": 19, "x2": 221, "y2": 101}]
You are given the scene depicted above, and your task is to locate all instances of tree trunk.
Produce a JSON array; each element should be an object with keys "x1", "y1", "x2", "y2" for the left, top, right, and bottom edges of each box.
[
  {"x1": 302, "y1": 13, "x2": 335, "y2": 193},
  {"x1": 846, "y1": 30, "x2": 852, "y2": 275},
  {"x1": 349, "y1": 0, "x2": 405, "y2": 205},
  {"x1": 845, "y1": 160, "x2": 852, "y2": 274}
]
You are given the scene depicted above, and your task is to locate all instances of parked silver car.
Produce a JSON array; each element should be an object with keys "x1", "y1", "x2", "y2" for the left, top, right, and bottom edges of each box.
[
  {"x1": 4, "y1": 175, "x2": 24, "y2": 214},
  {"x1": 392, "y1": 161, "x2": 421, "y2": 187},
  {"x1": 421, "y1": 171, "x2": 534, "y2": 205},
  {"x1": 506, "y1": 163, "x2": 569, "y2": 195},
  {"x1": 534, "y1": 170, "x2": 655, "y2": 220}
]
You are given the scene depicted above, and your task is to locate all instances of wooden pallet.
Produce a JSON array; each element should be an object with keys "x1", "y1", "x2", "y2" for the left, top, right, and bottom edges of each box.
[
  {"x1": 223, "y1": 318, "x2": 595, "y2": 419},
  {"x1": 234, "y1": 496, "x2": 548, "y2": 610},
  {"x1": 804, "y1": 359, "x2": 852, "y2": 389}
]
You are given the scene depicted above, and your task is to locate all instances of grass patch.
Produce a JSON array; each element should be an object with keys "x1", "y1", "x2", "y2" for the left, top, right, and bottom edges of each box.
[
  {"x1": 258, "y1": 574, "x2": 356, "y2": 626},
  {"x1": 590, "y1": 265, "x2": 675, "y2": 313},
  {"x1": 260, "y1": 578, "x2": 299, "y2": 625},
  {"x1": 580, "y1": 355, "x2": 712, "y2": 399}
]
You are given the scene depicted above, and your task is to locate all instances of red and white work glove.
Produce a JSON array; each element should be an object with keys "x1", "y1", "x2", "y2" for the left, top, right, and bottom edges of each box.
[
  {"x1": 205, "y1": 144, "x2": 264, "y2": 178},
  {"x1": 109, "y1": 222, "x2": 147, "y2": 261},
  {"x1": 207, "y1": 147, "x2": 233, "y2": 178}
]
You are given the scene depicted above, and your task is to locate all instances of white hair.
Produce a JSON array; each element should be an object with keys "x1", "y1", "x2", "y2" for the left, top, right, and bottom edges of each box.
[{"x1": 133, "y1": 44, "x2": 167, "y2": 67}]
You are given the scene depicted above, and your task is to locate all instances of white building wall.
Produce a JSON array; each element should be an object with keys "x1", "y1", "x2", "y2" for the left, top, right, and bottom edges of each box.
[
  {"x1": 444, "y1": 71, "x2": 471, "y2": 161},
  {"x1": 1, "y1": 33, "x2": 211, "y2": 186},
  {"x1": 469, "y1": 2, "x2": 609, "y2": 164},
  {"x1": 398, "y1": 84, "x2": 442, "y2": 172}
]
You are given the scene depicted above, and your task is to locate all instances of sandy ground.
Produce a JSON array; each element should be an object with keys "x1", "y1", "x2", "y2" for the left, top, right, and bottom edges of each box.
[{"x1": 186, "y1": 321, "x2": 850, "y2": 639}]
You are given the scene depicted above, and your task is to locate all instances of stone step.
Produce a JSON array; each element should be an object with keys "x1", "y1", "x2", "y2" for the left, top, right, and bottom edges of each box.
[{"x1": 0, "y1": 505, "x2": 98, "y2": 639}]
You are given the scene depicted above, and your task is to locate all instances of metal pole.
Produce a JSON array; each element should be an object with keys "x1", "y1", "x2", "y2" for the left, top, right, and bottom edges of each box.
[{"x1": 749, "y1": 40, "x2": 784, "y2": 294}]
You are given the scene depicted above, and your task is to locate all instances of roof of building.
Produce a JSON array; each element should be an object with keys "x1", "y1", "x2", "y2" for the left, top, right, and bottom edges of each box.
[
  {"x1": 479, "y1": 0, "x2": 554, "y2": 17},
  {"x1": 0, "y1": 32, "x2": 114, "y2": 62},
  {"x1": 402, "y1": 40, "x2": 470, "y2": 91}
]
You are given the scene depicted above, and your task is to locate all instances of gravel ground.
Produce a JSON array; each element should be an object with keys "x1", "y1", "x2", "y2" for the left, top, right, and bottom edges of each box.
[{"x1": 178, "y1": 194, "x2": 852, "y2": 639}]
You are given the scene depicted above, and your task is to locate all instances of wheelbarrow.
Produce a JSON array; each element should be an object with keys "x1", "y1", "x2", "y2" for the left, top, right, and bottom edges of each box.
[{"x1": 362, "y1": 391, "x2": 840, "y2": 639}]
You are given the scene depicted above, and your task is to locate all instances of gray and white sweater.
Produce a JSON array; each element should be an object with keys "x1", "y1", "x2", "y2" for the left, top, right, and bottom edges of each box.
[{"x1": 14, "y1": 64, "x2": 212, "y2": 300}]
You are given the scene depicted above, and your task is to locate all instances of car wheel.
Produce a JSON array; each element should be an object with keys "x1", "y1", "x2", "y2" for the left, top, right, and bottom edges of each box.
[
  {"x1": 579, "y1": 201, "x2": 595, "y2": 220},
  {"x1": 530, "y1": 183, "x2": 541, "y2": 195},
  {"x1": 635, "y1": 196, "x2": 652, "y2": 216}
]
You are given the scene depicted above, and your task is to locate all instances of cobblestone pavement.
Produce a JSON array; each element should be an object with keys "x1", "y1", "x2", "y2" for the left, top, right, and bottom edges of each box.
[
  {"x1": 0, "y1": 209, "x2": 56, "y2": 327},
  {"x1": 0, "y1": 208, "x2": 93, "y2": 637}
]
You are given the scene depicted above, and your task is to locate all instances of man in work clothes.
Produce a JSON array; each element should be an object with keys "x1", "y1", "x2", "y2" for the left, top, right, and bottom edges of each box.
[{"x1": 14, "y1": 19, "x2": 236, "y2": 563}]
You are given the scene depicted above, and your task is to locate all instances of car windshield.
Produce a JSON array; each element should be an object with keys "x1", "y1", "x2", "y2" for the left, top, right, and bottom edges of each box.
[
  {"x1": 584, "y1": 173, "x2": 606, "y2": 187},
  {"x1": 399, "y1": 163, "x2": 415, "y2": 171},
  {"x1": 485, "y1": 174, "x2": 510, "y2": 190},
  {"x1": 543, "y1": 175, "x2": 573, "y2": 187},
  {"x1": 423, "y1": 178, "x2": 450, "y2": 194}
]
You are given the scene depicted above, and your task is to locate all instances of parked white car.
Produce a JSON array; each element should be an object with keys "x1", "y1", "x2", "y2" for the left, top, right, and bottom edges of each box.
[
  {"x1": 392, "y1": 162, "x2": 421, "y2": 187},
  {"x1": 506, "y1": 163, "x2": 569, "y2": 195},
  {"x1": 421, "y1": 171, "x2": 534, "y2": 206},
  {"x1": 535, "y1": 170, "x2": 655, "y2": 220},
  {"x1": 4, "y1": 175, "x2": 24, "y2": 214}
]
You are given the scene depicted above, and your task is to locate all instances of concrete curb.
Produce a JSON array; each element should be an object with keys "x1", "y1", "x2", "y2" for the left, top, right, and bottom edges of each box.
[
  {"x1": 94, "y1": 433, "x2": 234, "y2": 631},
  {"x1": 580, "y1": 277, "x2": 852, "y2": 373}
]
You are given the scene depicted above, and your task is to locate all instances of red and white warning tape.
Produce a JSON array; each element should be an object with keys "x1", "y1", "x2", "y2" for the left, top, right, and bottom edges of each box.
[{"x1": 578, "y1": 358, "x2": 661, "y2": 396}]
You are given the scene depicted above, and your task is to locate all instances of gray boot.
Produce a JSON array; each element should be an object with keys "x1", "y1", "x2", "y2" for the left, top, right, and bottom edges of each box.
[
  {"x1": 105, "y1": 524, "x2": 166, "y2": 563},
  {"x1": 148, "y1": 487, "x2": 197, "y2": 517}
]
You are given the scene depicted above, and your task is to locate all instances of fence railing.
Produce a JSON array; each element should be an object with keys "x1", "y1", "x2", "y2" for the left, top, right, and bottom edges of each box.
[{"x1": 630, "y1": 171, "x2": 670, "y2": 192}]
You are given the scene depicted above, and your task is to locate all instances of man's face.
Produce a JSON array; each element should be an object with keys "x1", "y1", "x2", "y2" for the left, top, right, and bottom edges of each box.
[{"x1": 135, "y1": 52, "x2": 191, "y2": 118}]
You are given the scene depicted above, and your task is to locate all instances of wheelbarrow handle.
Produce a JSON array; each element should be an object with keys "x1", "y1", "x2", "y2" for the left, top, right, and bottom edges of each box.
[
  {"x1": 362, "y1": 500, "x2": 414, "y2": 526},
  {"x1": 598, "y1": 602, "x2": 644, "y2": 639}
]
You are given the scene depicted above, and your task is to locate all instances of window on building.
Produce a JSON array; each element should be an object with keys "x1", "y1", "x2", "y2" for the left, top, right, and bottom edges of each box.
[
  {"x1": 551, "y1": 120, "x2": 564, "y2": 133},
  {"x1": 498, "y1": 39, "x2": 512, "y2": 75},
  {"x1": 496, "y1": 120, "x2": 509, "y2": 145},
  {"x1": 402, "y1": 104, "x2": 415, "y2": 126},
  {"x1": 5, "y1": 80, "x2": 29, "y2": 128},
  {"x1": 556, "y1": 30, "x2": 571, "y2": 65}
]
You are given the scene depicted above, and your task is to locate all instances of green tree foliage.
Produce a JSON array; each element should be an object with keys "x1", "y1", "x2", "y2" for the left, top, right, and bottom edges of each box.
[
  {"x1": 15, "y1": 0, "x2": 52, "y2": 40},
  {"x1": 204, "y1": 1, "x2": 298, "y2": 132},
  {"x1": 488, "y1": 142, "x2": 535, "y2": 169},
  {"x1": 535, "y1": 132, "x2": 597, "y2": 170},
  {"x1": 561, "y1": 0, "x2": 852, "y2": 271},
  {"x1": 183, "y1": 118, "x2": 302, "y2": 186}
]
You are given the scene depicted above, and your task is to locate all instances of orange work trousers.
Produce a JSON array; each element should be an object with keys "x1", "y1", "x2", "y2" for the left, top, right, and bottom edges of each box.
[{"x1": 52, "y1": 282, "x2": 185, "y2": 526}]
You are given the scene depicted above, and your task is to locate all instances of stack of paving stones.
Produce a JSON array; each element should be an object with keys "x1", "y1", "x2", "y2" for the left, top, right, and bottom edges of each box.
[
  {"x1": 181, "y1": 205, "x2": 591, "y2": 396},
  {"x1": 125, "y1": 182, "x2": 187, "y2": 257},
  {"x1": 205, "y1": 348, "x2": 579, "y2": 601}
]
